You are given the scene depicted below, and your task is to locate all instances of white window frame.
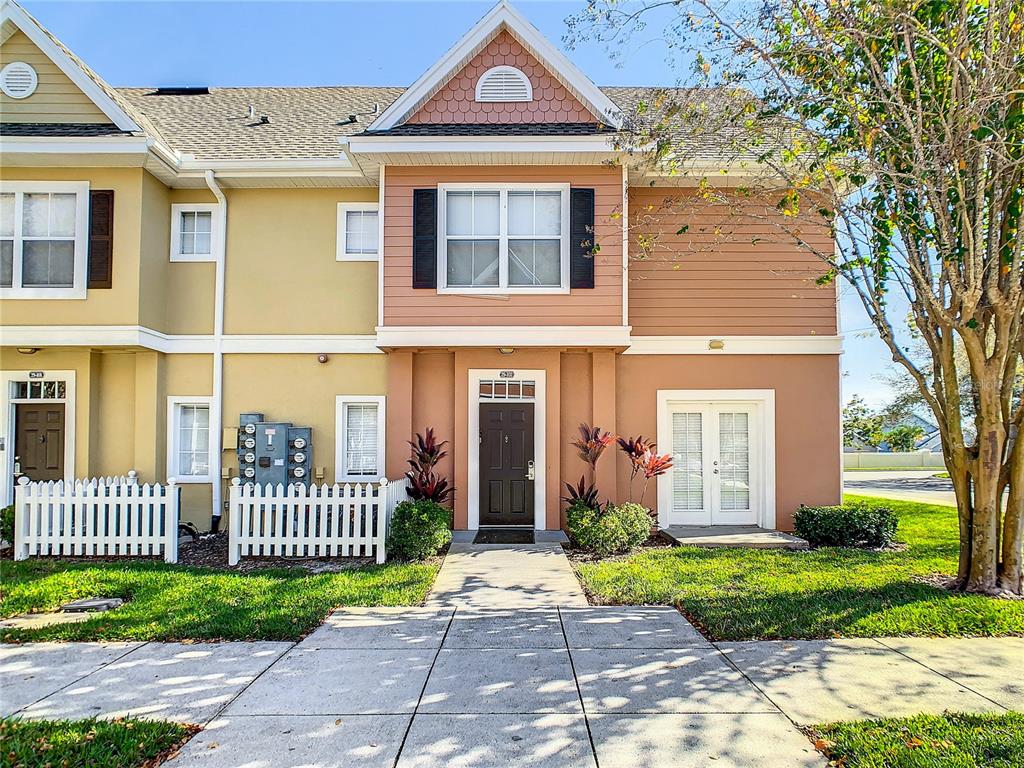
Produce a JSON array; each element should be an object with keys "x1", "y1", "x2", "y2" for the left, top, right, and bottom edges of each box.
[
  {"x1": 166, "y1": 396, "x2": 213, "y2": 483},
  {"x1": 0, "y1": 181, "x2": 90, "y2": 300},
  {"x1": 336, "y1": 202, "x2": 380, "y2": 261},
  {"x1": 335, "y1": 395, "x2": 386, "y2": 482},
  {"x1": 437, "y1": 182, "x2": 570, "y2": 295},
  {"x1": 170, "y1": 204, "x2": 219, "y2": 263}
]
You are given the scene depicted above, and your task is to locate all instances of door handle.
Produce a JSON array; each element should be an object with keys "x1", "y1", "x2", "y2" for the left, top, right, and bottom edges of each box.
[{"x1": 526, "y1": 460, "x2": 535, "y2": 481}]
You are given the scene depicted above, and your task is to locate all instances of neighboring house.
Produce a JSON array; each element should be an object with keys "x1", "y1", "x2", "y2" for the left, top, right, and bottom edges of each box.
[{"x1": 0, "y1": 0, "x2": 842, "y2": 534}]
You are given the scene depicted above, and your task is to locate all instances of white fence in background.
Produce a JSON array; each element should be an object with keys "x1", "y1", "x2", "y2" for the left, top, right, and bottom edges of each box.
[
  {"x1": 228, "y1": 478, "x2": 407, "y2": 565},
  {"x1": 14, "y1": 472, "x2": 179, "y2": 562},
  {"x1": 844, "y1": 450, "x2": 946, "y2": 469}
]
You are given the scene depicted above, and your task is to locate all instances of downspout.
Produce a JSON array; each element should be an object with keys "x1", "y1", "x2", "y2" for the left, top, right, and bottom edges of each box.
[{"x1": 205, "y1": 170, "x2": 227, "y2": 531}]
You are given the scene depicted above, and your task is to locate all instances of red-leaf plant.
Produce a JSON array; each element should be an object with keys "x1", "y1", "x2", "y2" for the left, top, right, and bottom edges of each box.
[
  {"x1": 638, "y1": 450, "x2": 673, "y2": 507},
  {"x1": 616, "y1": 435, "x2": 655, "y2": 501},
  {"x1": 567, "y1": 422, "x2": 615, "y2": 510},
  {"x1": 405, "y1": 428, "x2": 453, "y2": 504},
  {"x1": 562, "y1": 475, "x2": 600, "y2": 508}
]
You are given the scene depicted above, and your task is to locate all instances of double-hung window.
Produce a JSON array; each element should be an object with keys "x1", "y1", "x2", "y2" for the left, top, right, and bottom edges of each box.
[
  {"x1": 0, "y1": 181, "x2": 89, "y2": 299},
  {"x1": 439, "y1": 183, "x2": 569, "y2": 293},
  {"x1": 335, "y1": 396, "x2": 386, "y2": 482},
  {"x1": 167, "y1": 397, "x2": 213, "y2": 483}
]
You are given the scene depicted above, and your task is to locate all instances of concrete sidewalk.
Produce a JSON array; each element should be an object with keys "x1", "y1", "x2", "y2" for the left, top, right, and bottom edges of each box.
[
  {"x1": 4, "y1": 607, "x2": 1021, "y2": 768},
  {"x1": 426, "y1": 542, "x2": 588, "y2": 609}
]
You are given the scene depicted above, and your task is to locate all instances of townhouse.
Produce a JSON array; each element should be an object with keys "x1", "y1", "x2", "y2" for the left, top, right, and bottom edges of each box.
[{"x1": 0, "y1": 0, "x2": 842, "y2": 535}]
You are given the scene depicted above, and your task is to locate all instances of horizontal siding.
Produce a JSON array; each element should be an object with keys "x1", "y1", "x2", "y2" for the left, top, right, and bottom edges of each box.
[
  {"x1": 383, "y1": 166, "x2": 623, "y2": 327},
  {"x1": 0, "y1": 31, "x2": 109, "y2": 124},
  {"x1": 628, "y1": 188, "x2": 838, "y2": 336}
]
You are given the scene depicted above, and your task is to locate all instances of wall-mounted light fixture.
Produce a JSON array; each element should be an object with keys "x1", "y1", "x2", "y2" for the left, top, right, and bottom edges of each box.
[
  {"x1": 708, "y1": 339, "x2": 725, "y2": 351},
  {"x1": 317, "y1": 354, "x2": 329, "y2": 364},
  {"x1": 498, "y1": 347, "x2": 515, "y2": 355},
  {"x1": 16, "y1": 347, "x2": 40, "y2": 355}
]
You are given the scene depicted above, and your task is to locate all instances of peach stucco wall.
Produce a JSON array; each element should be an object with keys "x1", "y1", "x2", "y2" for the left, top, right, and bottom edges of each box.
[
  {"x1": 628, "y1": 188, "x2": 839, "y2": 335},
  {"x1": 382, "y1": 166, "x2": 624, "y2": 326},
  {"x1": 388, "y1": 348, "x2": 840, "y2": 532},
  {"x1": 407, "y1": 30, "x2": 595, "y2": 124}
]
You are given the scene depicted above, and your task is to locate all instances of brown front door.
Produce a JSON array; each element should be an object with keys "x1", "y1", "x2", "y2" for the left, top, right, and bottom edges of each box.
[
  {"x1": 15, "y1": 403, "x2": 65, "y2": 483},
  {"x1": 479, "y1": 402, "x2": 534, "y2": 526}
]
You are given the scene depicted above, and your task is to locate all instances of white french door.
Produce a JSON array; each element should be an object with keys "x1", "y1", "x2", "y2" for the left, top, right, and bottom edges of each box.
[{"x1": 668, "y1": 403, "x2": 760, "y2": 526}]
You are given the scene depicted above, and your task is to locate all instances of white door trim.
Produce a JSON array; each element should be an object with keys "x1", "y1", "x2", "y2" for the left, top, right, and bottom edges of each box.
[
  {"x1": 468, "y1": 368, "x2": 546, "y2": 531},
  {"x1": 656, "y1": 389, "x2": 776, "y2": 530},
  {"x1": 1, "y1": 369, "x2": 77, "y2": 505}
]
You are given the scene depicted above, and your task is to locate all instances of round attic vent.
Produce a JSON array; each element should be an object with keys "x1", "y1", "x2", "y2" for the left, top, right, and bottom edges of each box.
[
  {"x1": 475, "y1": 66, "x2": 532, "y2": 102},
  {"x1": 1, "y1": 61, "x2": 38, "y2": 99}
]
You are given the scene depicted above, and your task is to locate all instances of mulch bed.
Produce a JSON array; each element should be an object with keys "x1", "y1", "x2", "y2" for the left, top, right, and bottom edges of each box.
[{"x1": 178, "y1": 533, "x2": 374, "y2": 573}]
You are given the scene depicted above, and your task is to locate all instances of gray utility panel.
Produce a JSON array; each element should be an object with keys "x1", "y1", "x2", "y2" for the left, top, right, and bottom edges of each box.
[{"x1": 237, "y1": 412, "x2": 313, "y2": 487}]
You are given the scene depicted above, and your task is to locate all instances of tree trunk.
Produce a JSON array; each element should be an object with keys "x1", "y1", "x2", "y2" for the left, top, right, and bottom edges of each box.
[
  {"x1": 1001, "y1": 431, "x2": 1024, "y2": 594},
  {"x1": 966, "y1": 388, "x2": 1009, "y2": 593}
]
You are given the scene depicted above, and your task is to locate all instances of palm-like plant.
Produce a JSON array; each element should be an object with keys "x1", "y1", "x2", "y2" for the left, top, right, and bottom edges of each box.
[
  {"x1": 616, "y1": 435, "x2": 654, "y2": 500},
  {"x1": 638, "y1": 450, "x2": 673, "y2": 506},
  {"x1": 562, "y1": 475, "x2": 600, "y2": 508},
  {"x1": 571, "y1": 423, "x2": 615, "y2": 469},
  {"x1": 405, "y1": 428, "x2": 453, "y2": 504}
]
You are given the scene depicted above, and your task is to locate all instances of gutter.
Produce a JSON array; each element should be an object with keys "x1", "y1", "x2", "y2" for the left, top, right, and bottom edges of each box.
[{"x1": 204, "y1": 170, "x2": 227, "y2": 531}]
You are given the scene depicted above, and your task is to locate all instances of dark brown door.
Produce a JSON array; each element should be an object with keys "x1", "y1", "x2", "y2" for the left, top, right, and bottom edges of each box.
[
  {"x1": 15, "y1": 403, "x2": 65, "y2": 482},
  {"x1": 479, "y1": 402, "x2": 534, "y2": 526}
]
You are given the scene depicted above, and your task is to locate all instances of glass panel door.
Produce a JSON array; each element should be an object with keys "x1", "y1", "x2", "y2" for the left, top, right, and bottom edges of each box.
[{"x1": 670, "y1": 409, "x2": 711, "y2": 525}]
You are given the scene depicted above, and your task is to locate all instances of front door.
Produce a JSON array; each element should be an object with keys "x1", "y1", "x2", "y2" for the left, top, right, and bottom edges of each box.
[
  {"x1": 669, "y1": 404, "x2": 758, "y2": 526},
  {"x1": 479, "y1": 402, "x2": 534, "y2": 526},
  {"x1": 15, "y1": 403, "x2": 66, "y2": 483}
]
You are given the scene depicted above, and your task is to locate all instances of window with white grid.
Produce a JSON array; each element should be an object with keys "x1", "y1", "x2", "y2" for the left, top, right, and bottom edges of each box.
[
  {"x1": 337, "y1": 203, "x2": 379, "y2": 261},
  {"x1": 335, "y1": 396, "x2": 386, "y2": 481},
  {"x1": 170, "y1": 204, "x2": 218, "y2": 262},
  {"x1": 0, "y1": 182, "x2": 89, "y2": 299},
  {"x1": 167, "y1": 397, "x2": 213, "y2": 482},
  {"x1": 671, "y1": 412, "x2": 704, "y2": 512}
]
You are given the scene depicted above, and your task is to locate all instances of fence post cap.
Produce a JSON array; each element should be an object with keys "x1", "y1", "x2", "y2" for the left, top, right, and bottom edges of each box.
[
  {"x1": 167, "y1": 478, "x2": 177, "y2": 486},
  {"x1": 17, "y1": 475, "x2": 30, "y2": 486},
  {"x1": 128, "y1": 469, "x2": 137, "y2": 478},
  {"x1": 380, "y1": 477, "x2": 389, "y2": 486},
  {"x1": 231, "y1": 477, "x2": 241, "y2": 486}
]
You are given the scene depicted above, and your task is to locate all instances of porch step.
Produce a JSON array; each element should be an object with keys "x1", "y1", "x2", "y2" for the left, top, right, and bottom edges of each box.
[{"x1": 661, "y1": 525, "x2": 809, "y2": 550}]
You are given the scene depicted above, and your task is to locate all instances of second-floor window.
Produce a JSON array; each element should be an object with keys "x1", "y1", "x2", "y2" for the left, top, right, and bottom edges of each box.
[
  {"x1": 170, "y1": 204, "x2": 218, "y2": 262},
  {"x1": 337, "y1": 203, "x2": 379, "y2": 261},
  {"x1": 0, "y1": 181, "x2": 89, "y2": 299},
  {"x1": 438, "y1": 184, "x2": 570, "y2": 294}
]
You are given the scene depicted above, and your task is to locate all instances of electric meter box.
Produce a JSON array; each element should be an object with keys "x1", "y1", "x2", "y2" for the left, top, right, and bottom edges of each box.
[{"x1": 236, "y1": 412, "x2": 313, "y2": 487}]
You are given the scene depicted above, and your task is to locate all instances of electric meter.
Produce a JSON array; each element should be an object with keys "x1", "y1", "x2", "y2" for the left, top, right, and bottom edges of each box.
[
  {"x1": 243, "y1": 466, "x2": 256, "y2": 478},
  {"x1": 244, "y1": 452, "x2": 255, "y2": 463},
  {"x1": 242, "y1": 437, "x2": 256, "y2": 449},
  {"x1": 292, "y1": 466, "x2": 306, "y2": 478},
  {"x1": 292, "y1": 437, "x2": 307, "y2": 449},
  {"x1": 292, "y1": 451, "x2": 306, "y2": 463},
  {"x1": 243, "y1": 423, "x2": 256, "y2": 435}
]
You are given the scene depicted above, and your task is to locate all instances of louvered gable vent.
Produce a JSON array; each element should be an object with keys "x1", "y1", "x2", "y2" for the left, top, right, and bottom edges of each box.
[
  {"x1": 475, "y1": 66, "x2": 533, "y2": 102},
  {"x1": 0, "y1": 62, "x2": 38, "y2": 99}
]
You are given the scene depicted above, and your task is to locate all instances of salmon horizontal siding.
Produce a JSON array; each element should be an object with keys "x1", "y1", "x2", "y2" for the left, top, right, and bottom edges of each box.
[
  {"x1": 382, "y1": 166, "x2": 624, "y2": 327},
  {"x1": 628, "y1": 188, "x2": 838, "y2": 336}
]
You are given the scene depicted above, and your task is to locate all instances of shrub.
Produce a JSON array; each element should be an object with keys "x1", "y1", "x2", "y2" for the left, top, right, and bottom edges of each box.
[
  {"x1": 794, "y1": 502, "x2": 898, "y2": 548},
  {"x1": 567, "y1": 501, "x2": 651, "y2": 557},
  {"x1": 386, "y1": 499, "x2": 452, "y2": 561},
  {"x1": 0, "y1": 504, "x2": 14, "y2": 546}
]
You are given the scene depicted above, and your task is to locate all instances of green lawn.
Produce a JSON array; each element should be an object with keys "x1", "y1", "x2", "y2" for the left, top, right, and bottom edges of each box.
[
  {"x1": 573, "y1": 495, "x2": 1024, "y2": 640},
  {"x1": 811, "y1": 712, "x2": 1024, "y2": 768},
  {"x1": 0, "y1": 559, "x2": 439, "y2": 643},
  {"x1": 1, "y1": 717, "x2": 195, "y2": 768}
]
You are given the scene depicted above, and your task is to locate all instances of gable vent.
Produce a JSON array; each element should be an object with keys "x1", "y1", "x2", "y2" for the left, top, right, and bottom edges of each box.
[
  {"x1": 475, "y1": 66, "x2": 533, "y2": 102},
  {"x1": 1, "y1": 62, "x2": 38, "y2": 99}
]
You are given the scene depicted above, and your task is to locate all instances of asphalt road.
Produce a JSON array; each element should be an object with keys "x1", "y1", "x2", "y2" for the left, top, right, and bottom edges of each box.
[{"x1": 843, "y1": 469, "x2": 957, "y2": 506}]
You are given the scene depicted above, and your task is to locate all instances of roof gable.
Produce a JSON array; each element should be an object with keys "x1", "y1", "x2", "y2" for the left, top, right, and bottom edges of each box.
[
  {"x1": 406, "y1": 29, "x2": 595, "y2": 125},
  {"x1": 368, "y1": 0, "x2": 621, "y2": 131},
  {"x1": 0, "y1": 0, "x2": 141, "y2": 132}
]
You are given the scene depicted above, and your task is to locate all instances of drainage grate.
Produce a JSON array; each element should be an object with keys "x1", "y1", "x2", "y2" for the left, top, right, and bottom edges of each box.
[{"x1": 473, "y1": 528, "x2": 535, "y2": 544}]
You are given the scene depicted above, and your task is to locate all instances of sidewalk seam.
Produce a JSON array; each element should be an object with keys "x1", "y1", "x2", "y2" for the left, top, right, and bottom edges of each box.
[
  {"x1": 558, "y1": 606, "x2": 601, "y2": 768},
  {"x1": 203, "y1": 641, "x2": 297, "y2": 726}
]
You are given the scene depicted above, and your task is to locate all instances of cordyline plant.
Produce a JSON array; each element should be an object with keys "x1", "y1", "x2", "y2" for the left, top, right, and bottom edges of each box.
[
  {"x1": 618, "y1": 436, "x2": 673, "y2": 506},
  {"x1": 405, "y1": 428, "x2": 453, "y2": 504},
  {"x1": 565, "y1": 422, "x2": 615, "y2": 508},
  {"x1": 569, "y1": 0, "x2": 1023, "y2": 595}
]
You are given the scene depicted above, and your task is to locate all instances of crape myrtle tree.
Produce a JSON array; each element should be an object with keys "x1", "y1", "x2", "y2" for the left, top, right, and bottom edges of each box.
[{"x1": 567, "y1": 0, "x2": 1023, "y2": 593}]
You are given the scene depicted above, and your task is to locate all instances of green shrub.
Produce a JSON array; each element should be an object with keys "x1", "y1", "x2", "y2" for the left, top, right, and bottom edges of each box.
[
  {"x1": 567, "y1": 501, "x2": 651, "y2": 557},
  {"x1": 386, "y1": 499, "x2": 452, "y2": 561},
  {"x1": 0, "y1": 504, "x2": 13, "y2": 546},
  {"x1": 794, "y1": 502, "x2": 898, "y2": 548}
]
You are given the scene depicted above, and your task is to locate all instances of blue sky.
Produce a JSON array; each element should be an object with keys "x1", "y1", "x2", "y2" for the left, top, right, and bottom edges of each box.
[{"x1": 20, "y1": 0, "x2": 894, "y2": 406}]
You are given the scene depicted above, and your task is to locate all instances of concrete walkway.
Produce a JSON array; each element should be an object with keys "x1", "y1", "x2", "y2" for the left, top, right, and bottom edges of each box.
[
  {"x1": 3, "y1": 609, "x2": 1021, "y2": 768},
  {"x1": 426, "y1": 542, "x2": 588, "y2": 608}
]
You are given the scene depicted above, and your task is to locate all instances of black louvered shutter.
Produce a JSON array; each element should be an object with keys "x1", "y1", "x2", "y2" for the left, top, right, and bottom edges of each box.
[
  {"x1": 412, "y1": 189, "x2": 437, "y2": 289},
  {"x1": 87, "y1": 190, "x2": 114, "y2": 289},
  {"x1": 569, "y1": 188, "x2": 595, "y2": 289}
]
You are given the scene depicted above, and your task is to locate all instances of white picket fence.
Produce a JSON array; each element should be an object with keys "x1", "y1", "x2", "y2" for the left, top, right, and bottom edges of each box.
[
  {"x1": 228, "y1": 477, "x2": 407, "y2": 565},
  {"x1": 14, "y1": 473, "x2": 180, "y2": 562}
]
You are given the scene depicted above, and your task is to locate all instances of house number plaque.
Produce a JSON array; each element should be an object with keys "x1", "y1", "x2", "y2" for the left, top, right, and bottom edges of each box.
[{"x1": 499, "y1": 370, "x2": 515, "y2": 378}]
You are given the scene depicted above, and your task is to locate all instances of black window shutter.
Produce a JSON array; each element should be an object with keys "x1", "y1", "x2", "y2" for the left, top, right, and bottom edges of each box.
[
  {"x1": 570, "y1": 188, "x2": 595, "y2": 289},
  {"x1": 87, "y1": 190, "x2": 114, "y2": 289},
  {"x1": 412, "y1": 188, "x2": 437, "y2": 289}
]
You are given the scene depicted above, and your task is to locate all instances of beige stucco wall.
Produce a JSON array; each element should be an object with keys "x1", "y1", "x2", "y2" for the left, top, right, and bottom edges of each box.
[
  {"x1": 0, "y1": 167, "x2": 145, "y2": 326},
  {"x1": 0, "y1": 31, "x2": 108, "y2": 124},
  {"x1": 224, "y1": 188, "x2": 379, "y2": 335}
]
